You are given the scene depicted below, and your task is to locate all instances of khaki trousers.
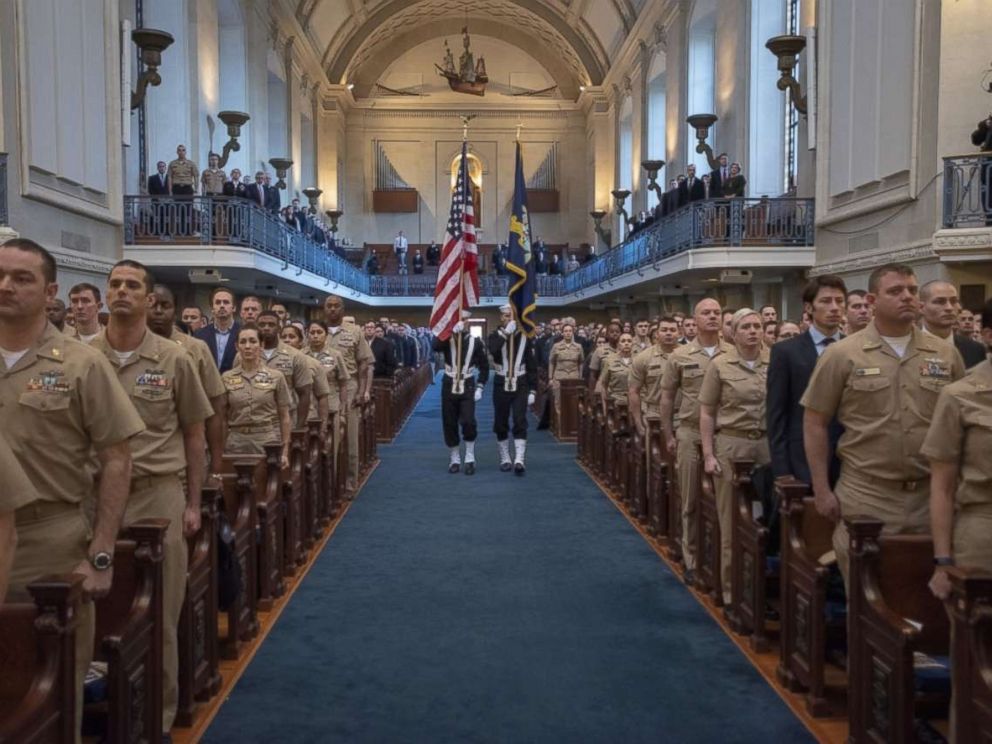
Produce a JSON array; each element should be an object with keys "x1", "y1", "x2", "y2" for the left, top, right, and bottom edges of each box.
[
  {"x1": 713, "y1": 433, "x2": 769, "y2": 604},
  {"x1": 677, "y1": 426, "x2": 702, "y2": 571},
  {"x1": 343, "y1": 379, "x2": 360, "y2": 490},
  {"x1": 11, "y1": 503, "x2": 94, "y2": 744},
  {"x1": 226, "y1": 426, "x2": 280, "y2": 456},
  {"x1": 831, "y1": 468, "x2": 930, "y2": 587},
  {"x1": 953, "y1": 505, "x2": 992, "y2": 571},
  {"x1": 123, "y1": 474, "x2": 187, "y2": 734}
]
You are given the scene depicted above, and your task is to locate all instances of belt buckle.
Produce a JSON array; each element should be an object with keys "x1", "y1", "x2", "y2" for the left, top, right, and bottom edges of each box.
[
  {"x1": 747, "y1": 430, "x2": 760, "y2": 440},
  {"x1": 903, "y1": 480, "x2": 919, "y2": 492}
]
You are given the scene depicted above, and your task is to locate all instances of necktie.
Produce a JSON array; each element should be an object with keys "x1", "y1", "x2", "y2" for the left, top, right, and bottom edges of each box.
[
  {"x1": 258, "y1": 186, "x2": 264, "y2": 206},
  {"x1": 821, "y1": 337, "x2": 835, "y2": 350}
]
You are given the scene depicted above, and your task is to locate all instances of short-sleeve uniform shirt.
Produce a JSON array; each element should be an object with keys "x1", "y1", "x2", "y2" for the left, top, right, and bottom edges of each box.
[
  {"x1": 326, "y1": 325, "x2": 373, "y2": 380},
  {"x1": 302, "y1": 353, "x2": 332, "y2": 420},
  {"x1": 660, "y1": 339, "x2": 733, "y2": 427},
  {"x1": 801, "y1": 323, "x2": 965, "y2": 481},
  {"x1": 91, "y1": 330, "x2": 214, "y2": 476},
  {"x1": 223, "y1": 365, "x2": 292, "y2": 429},
  {"x1": 629, "y1": 345, "x2": 671, "y2": 417},
  {"x1": 588, "y1": 345, "x2": 615, "y2": 376},
  {"x1": 599, "y1": 354, "x2": 633, "y2": 405},
  {"x1": 0, "y1": 431, "x2": 38, "y2": 512},
  {"x1": 169, "y1": 327, "x2": 226, "y2": 399},
  {"x1": 167, "y1": 158, "x2": 199, "y2": 187},
  {"x1": 308, "y1": 346, "x2": 350, "y2": 412},
  {"x1": 549, "y1": 340, "x2": 584, "y2": 379},
  {"x1": 697, "y1": 349, "x2": 770, "y2": 431},
  {"x1": 920, "y1": 359, "x2": 992, "y2": 507},
  {"x1": 0, "y1": 324, "x2": 145, "y2": 504}
]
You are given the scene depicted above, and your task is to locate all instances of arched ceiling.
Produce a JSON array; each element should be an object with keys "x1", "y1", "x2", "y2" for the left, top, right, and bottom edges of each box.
[{"x1": 296, "y1": 0, "x2": 647, "y2": 97}]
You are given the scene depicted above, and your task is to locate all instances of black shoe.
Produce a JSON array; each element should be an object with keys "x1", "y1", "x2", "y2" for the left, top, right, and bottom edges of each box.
[
  {"x1": 514, "y1": 462, "x2": 525, "y2": 476},
  {"x1": 499, "y1": 461, "x2": 512, "y2": 472},
  {"x1": 683, "y1": 569, "x2": 695, "y2": 587},
  {"x1": 448, "y1": 463, "x2": 460, "y2": 474},
  {"x1": 464, "y1": 462, "x2": 476, "y2": 475}
]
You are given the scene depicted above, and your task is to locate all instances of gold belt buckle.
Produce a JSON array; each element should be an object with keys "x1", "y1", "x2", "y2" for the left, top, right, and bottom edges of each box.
[
  {"x1": 903, "y1": 480, "x2": 919, "y2": 491},
  {"x1": 747, "y1": 430, "x2": 760, "y2": 440}
]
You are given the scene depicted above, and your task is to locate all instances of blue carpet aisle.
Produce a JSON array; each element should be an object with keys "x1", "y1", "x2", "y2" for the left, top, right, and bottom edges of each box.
[{"x1": 204, "y1": 378, "x2": 813, "y2": 743}]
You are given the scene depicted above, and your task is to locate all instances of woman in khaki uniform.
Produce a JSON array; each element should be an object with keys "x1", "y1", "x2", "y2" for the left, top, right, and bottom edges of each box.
[
  {"x1": 922, "y1": 302, "x2": 992, "y2": 600},
  {"x1": 698, "y1": 308, "x2": 770, "y2": 605},
  {"x1": 223, "y1": 326, "x2": 291, "y2": 466},
  {"x1": 596, "y1": 332, "x2": 635, "y2": 417},
  {"x1": 306, "y1": 320, "x2": 351, "y2": 454},
  {"x1": 548, "y1": 322, "x2": 585, "y2": 417},
  {"x1": 281, "y1": 324, "x2": 332, "y2": 434}
]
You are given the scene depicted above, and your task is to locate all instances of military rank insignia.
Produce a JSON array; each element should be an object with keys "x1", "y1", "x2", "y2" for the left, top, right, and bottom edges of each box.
[
  {"x1": 920, "y1": 358, "x2": 950, "y2": 379},
  {"x1": 136, "y1": 369, "x2": 172, "y2": 388},
  {"x1": 26, "y1": 369, "x2": 71, "y2": 393}
]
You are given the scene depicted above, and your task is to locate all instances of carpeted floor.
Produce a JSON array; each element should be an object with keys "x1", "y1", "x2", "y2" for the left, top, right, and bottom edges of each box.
[{"x1": 203, "y1": 378, "x2": 813, "y2": 743}]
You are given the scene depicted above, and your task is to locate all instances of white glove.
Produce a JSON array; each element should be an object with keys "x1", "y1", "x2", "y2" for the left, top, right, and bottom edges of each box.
[
  {"x1": 527, "y1": 392, "x2": 536, "y2": 406},
  {"x1": 452, "y1": 321, "x2": 465, "y2": 334},
  {"x1": 474, "y1": 387, "x2": 483, "y2": 402},
  {"x1": 503, "y1": 320, "x2": 517, "y2": 335}
]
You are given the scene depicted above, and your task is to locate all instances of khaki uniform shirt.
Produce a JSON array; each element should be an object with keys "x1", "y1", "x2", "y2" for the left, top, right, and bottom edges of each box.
[
  {"x1": 920, "y1": 359, "x2": 992, "y2": 507},
  {"x1": 169, "y1": 328, "x2": 226, "y2": 399},
  {"x1": 0, "y1": 324, "x2": 145, "y2": 504},
  {"x1": 236, "y1": 344, "x2": 312, "y2": 415},
  {"x1": 549, "y1": 340, "x2": 584, "y2": 380},
  {"x1": 201, "y1": 167, "x2": 226, "y2": 195},
  {"x1": 91, "y1": 331, "x2": 214, "y2": 477},
  {"x1": 588, "y1": 345, "x2": 615, "y2": 376},
  {"x1": 698, "y1": 349, "x2": 770, "y2": 431},
  {"x1": 223, "y1": 366, "x2": 291, "y2": 429},
  {"x1": 167, "y1": 158, "x2": 199, "y2": 188},
  {"x1": 629, "y1": 345, "x2": 671, "y2": 418},
  {"x1": 660, "y1": 339, "x2": 733, "y2": 427},
  {"x1": 599, "y1": 354, "x2": 634, "y2": 405},
  {"x1": 633, "y1": 338, "x2": 651, "y2": 354},
  {"x1": 303, "y1": 353, "x2": 332, "y2": 420},
  {"x1": 308, "y1": 347, "x2": 350, "y2": 412},
  {"x1": 801, "y1": 323, "x2": 965, "y2": 482},
  {"x1": 0, "y1": 432, "x2": 38, "y2": 512},
  {"x1": 326, "y1": 325, "x2": 373, "y2": 381}
]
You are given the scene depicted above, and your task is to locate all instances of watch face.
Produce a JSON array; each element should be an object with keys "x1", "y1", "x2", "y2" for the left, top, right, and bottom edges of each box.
[{"x1": 91, "y1": 552, "x2": 113, "y2": 570}]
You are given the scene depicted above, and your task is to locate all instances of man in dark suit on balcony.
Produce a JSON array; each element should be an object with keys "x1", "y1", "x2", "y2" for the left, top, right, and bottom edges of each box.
[
  {"x1": 264, "y1": 173, "x2": 281, "y2": 213},
  {"x1": 710, "y1": 153, "x2": 730, "y2": 198},
  {"x1": 246, "y1": 171, "x2": 267, "y2": 209},
  {"x1": 147, "y1": 161, "x2": 170, "y2": 236},
  {"x1": 679, "y1": 165, "x2": 705, "y2": 206}
]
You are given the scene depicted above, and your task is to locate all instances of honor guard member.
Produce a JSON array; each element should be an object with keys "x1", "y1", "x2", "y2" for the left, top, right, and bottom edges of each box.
[
  {"x1": 659, "y1": 298, "x2": 731, "y2": 585},
  {"x1": 0, "y1": 433, "x2": 38, "y2": 603},
  {"x1": 248, "y1": 310, "x2": 313, "y2": 429},
  {"x1": 91, "y1": 260, "x2": 214, "y2": 737},
  {"x1": 923, "y1": 298, "x2": 992, "y2": 600},
  {"x1": 223, "y1": 326, "x2": 293, "y2": 466},
  {"x1": 323, "y1": 295, "x2": 374, "y2": 494},
  {"x1": 628, "y1": 316, "x2": 680, "y2": 437},
  {"x1": 802, "y1": 264, "x2": 965, "y2": 585},
  {"x1": 489, "y1": 305, "x2": 538, "y2": 474},
  {"x1": 596, "y1": 332, "x2": 636, "y2": 416},
  {"x1": 280, "y1": 323, "x2": 332, "y2": 437},
  {"x1": 434, "y1": 313, "x2": 490, "y2": 474},
  {"x1": 148, "y1": 284, "x2": 228, "y2": 484},
  {"x1": 1, "y1": 239, "x2": 145, "y2": 740},
  {"x1": 698, "y1": 309, "x2": 771, "y2": 605},
  {"x1": 548, "y1": 321, "x2": 585, "y2": 420}
]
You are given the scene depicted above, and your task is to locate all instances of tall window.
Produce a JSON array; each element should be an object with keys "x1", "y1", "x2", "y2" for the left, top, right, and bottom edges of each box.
[
  {"x1": 748, "y1": 0, "x2": 787, "y2": 196},
  {"x1": 618, "y1": 96, "x2": 633, "y2": 194},
  {"x1": 686, "y1": 0, "x2": 716, "y2": 173},
  {"x1": 783, "y1": 0, "x2": 800, "y2": 192},
  {"x1": 646, "y1": 52, "x2": 667, "y2": 208}
]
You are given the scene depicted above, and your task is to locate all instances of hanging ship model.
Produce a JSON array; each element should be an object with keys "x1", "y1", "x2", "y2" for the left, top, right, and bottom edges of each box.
[{"x1": 435, "y1": 27, "x2": 488, "y2": 96}]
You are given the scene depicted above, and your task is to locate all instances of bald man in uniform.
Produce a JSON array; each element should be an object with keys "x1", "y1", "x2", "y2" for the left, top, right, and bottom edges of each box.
[
  {"x1": 91, "y1": 260, "x2": 214, "y2": 737},
  {"x1": 323, "y1": 295, "x2": 373, "y2": 494},
  {"x1": 802, "y1": 264, "x2": 965, "y2": 584},
  {"x1": 659, "y1": 298, "x2": 732, "y2": 584},
  {"x1": 1, "y1": 239, "x2": 144, "y2": 739}
]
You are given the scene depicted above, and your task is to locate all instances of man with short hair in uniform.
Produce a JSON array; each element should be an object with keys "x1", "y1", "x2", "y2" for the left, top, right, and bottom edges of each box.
[
  {"x1": 587, "y1": 320, "x2": 621, "y2": 387},
  {"x1": 846, "y1": 289, "x2": 871, "y2": 334},
  {"x1": 659, "y1": 298, "x2": 731, "y2": 585},
  {"x1": 91, "y1": 259, "x2": 214, "y2": 737},
  {"x1": 629, "y1": 315, "x2": 679, "y2": 437},
  {"x1": 434, "y1": 313, "x2": 489, "y2": 474},
  {"x1": 489, "y1": 305, "x2": 538, "y2": 475},
  {"x1": 802, "y1": 263, "x2": 965, "y2": 585},
  {"x1": 633, "y1": 318, "x2": 652, "y2": 353},
  {"x1": 46, "y1": 297, "x2": 67, "y2": 330},
  {"x1": 167, "y1": 144, "x2": 198, "y2": 236},
  {"x1": 548, "y1": 321, "x2": 584, "y2": 422},
  {"x1": 323, "y1": 294, "x2": 373, "y2": 493},
  {"x1": 1, "y1": 238, "x2": 145, "y2": 739},
  {"x1": 182, "y1": 305, "x2": 204, "y2": 331},
  {"x1": 252, "y1": 310, "x2": 313, "y2": 429},
  {"x1": 68, "y1": 282, "x2": 104, "y2": 342},
  {"x1": 239, "y1": 294, "x2": 263, "y2": 325}
]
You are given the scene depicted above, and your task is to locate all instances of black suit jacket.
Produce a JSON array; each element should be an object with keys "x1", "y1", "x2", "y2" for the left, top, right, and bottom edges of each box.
[
  {"x1": 194, "y1": 322, "x2": 241, "y2": 374},
  {"x1": 265, "y1": 186, "x2": 281, "y2": 213},
  {"x1": 766, "y1": 331, "x2": 843, "y2": 485},
  {"x1": 679, "y1": 178, "x2": 705, "y2": 206},
  {"x1": 371, "y1": 337, "x2": 398, "y2": 378},
  {"x1": 954, "y1": 333, "x2": 988, "y2": 369},
  {"x1": 148, "y1": 173, "x2": 169, "y2": 195},
  {"x1": 245, "y1": 183, "x2": 267, "y2": 208},
  {"x1": 223, "y1": 181, "x2": 248, "y2": 198},
  {"x1": 710, "y1": 167, "x2": 732, "y2": 197}
]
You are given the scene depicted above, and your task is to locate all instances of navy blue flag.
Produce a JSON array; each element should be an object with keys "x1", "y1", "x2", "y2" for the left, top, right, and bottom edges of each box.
[{"x1": 506, "y1": 141, "x2": 537, "y2": 337}]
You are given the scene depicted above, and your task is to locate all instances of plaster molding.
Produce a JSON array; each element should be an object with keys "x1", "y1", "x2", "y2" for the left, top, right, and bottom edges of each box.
[
  {"x1": 932, "y1": 227, "x2": 992, "y2": 261},
  {"x1": 49, "y1": 245, "x2": 117, "y2": 275},
  {"x1": 808, "y1": 241, "x2": 937, "y2": 276}
]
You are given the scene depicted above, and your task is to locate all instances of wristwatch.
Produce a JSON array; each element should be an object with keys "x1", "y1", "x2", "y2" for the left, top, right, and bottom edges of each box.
[
  {"x1": 89, "y1": 551, "x2": 114, "y2": 571},
  {"x1": 933, "y1": 556, "x2": 955, "y2": 567}
]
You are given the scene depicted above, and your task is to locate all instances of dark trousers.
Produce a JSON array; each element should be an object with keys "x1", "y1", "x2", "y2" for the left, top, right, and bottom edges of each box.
[
  {"x1": 493, "y1": 376, "x2": 529, "y2": 441},
  {"x1": 172, "y1": 185, "x2": 195, "y2": 235},
  {"x1": 442, "y1": 376, "x2": 477, "y2": 447}
]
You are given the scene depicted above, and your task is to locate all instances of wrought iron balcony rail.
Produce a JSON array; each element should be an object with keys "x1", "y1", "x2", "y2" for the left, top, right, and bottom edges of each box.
[
  {"x1": 943, "y1": 154, "x2": 992, "y2": 229},
  {"x1": 123, "y1": 195, "x2": 813, "y2": 299}
]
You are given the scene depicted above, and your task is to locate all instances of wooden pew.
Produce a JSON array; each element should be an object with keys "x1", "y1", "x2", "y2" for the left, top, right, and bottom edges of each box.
[
  {"x1": 373, "y1": 376, "x2": 397, "y2": 443},
  {"x1": 576, "y1": 385, "x2": 590, "y2": 467},
  {"x1": 726, "y1": 460, "x2": 772, "y2": 651},
  {"x1": 626, "y1": 423, "x2": 647, "y2": 525},
  {"x1": 252, "y1": 445, "x2": 285, "y2": 605},
  {"x1": 325, "y1": 410, "x2": 344, "y2": 521},
  {"x1": 645, "y1": 421, "x2": 668, "y2": 539},
  {"x1": 606, "y1": 401, "x2": 628, "y2": 497},
  {"x1": 218, "y1": 460, "x2": 259, "y2": 660},
  {"x1": 775, "y1": 480, "x2": 838, "y2": 716},
  {"x1": 363, "y1": 396, "x2": 378, "y2": 473},
  {"x1": 283, "y1": 431, "x2": 307, "y2": 572},
  {"x1": 846, "y1": 517, "x2": 950, "y2": 743},
  {"x1": 91, "y1": 519, "x2": 168, "y2": 744},
  {"x1": 176, "y1": 486, "x2": 222, "y2": 726},
  {"x1": 948, "y1": 567, "x2": 992, "y2": 741},
  {"x1": 0, "y1": 575, "x2": 83, "y2": 744},
  {"x1": 552, "y1": 378, "x2": 582, "y2": 442},
  {"x1": 305, "y1": 420, "x2": 325, "y2": 546},
  {"x1": 695, "y1": 444, "x2": 722, "y2": 605}
]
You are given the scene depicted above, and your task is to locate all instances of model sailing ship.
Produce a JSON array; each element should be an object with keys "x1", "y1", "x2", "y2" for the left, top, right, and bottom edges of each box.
[{"x1": 436, "y1": 27, "x2": 488, "y2": 96}]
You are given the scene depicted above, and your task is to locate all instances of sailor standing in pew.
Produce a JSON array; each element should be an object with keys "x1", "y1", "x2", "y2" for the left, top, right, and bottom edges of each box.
[
  {"x1": 433, "y1": 310, "x2": 489, "y2": 474},
  {"x1": 489, "y1": 304, "x2": 538, "y2": 475}
]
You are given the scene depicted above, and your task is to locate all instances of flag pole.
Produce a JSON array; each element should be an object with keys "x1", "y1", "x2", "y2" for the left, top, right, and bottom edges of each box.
[
  {"x1": 506, "y1": 126, "x2": 522, "y2": 393},
  {"x1": 454, "y1": 117, "x2": 471, "y2": 395}
]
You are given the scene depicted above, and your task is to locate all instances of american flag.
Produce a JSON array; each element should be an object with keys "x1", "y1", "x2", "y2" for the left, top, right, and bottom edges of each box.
[{"x1": 429, "y1": 141, "x2": 479, "y2": 340}]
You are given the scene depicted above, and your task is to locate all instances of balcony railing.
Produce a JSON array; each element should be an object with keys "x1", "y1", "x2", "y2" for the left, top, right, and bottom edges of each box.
[
  {"x1": 0, "y1": 153, "x2": 8, "y2": 226},
  {"x1": 124, "y1": 195, "x2": 813, "y2": 299},
  {"x1": 943, "y1": 154, "x2": 992, "y2": 228}
]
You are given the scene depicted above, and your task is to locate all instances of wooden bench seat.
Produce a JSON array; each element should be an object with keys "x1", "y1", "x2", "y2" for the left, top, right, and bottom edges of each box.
[
  {"x1": 218, "y1": 460, "x2": 259, "y2": 660},
  {"x1": 947, "y1": 567, "x2": 992, "y2": 741},
  {"x1": 695, "y1": 445, "x2": 722, "y2": 606},
  {"x1": 726, "y1": 461, "x2": 773, "y2": 652}
]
